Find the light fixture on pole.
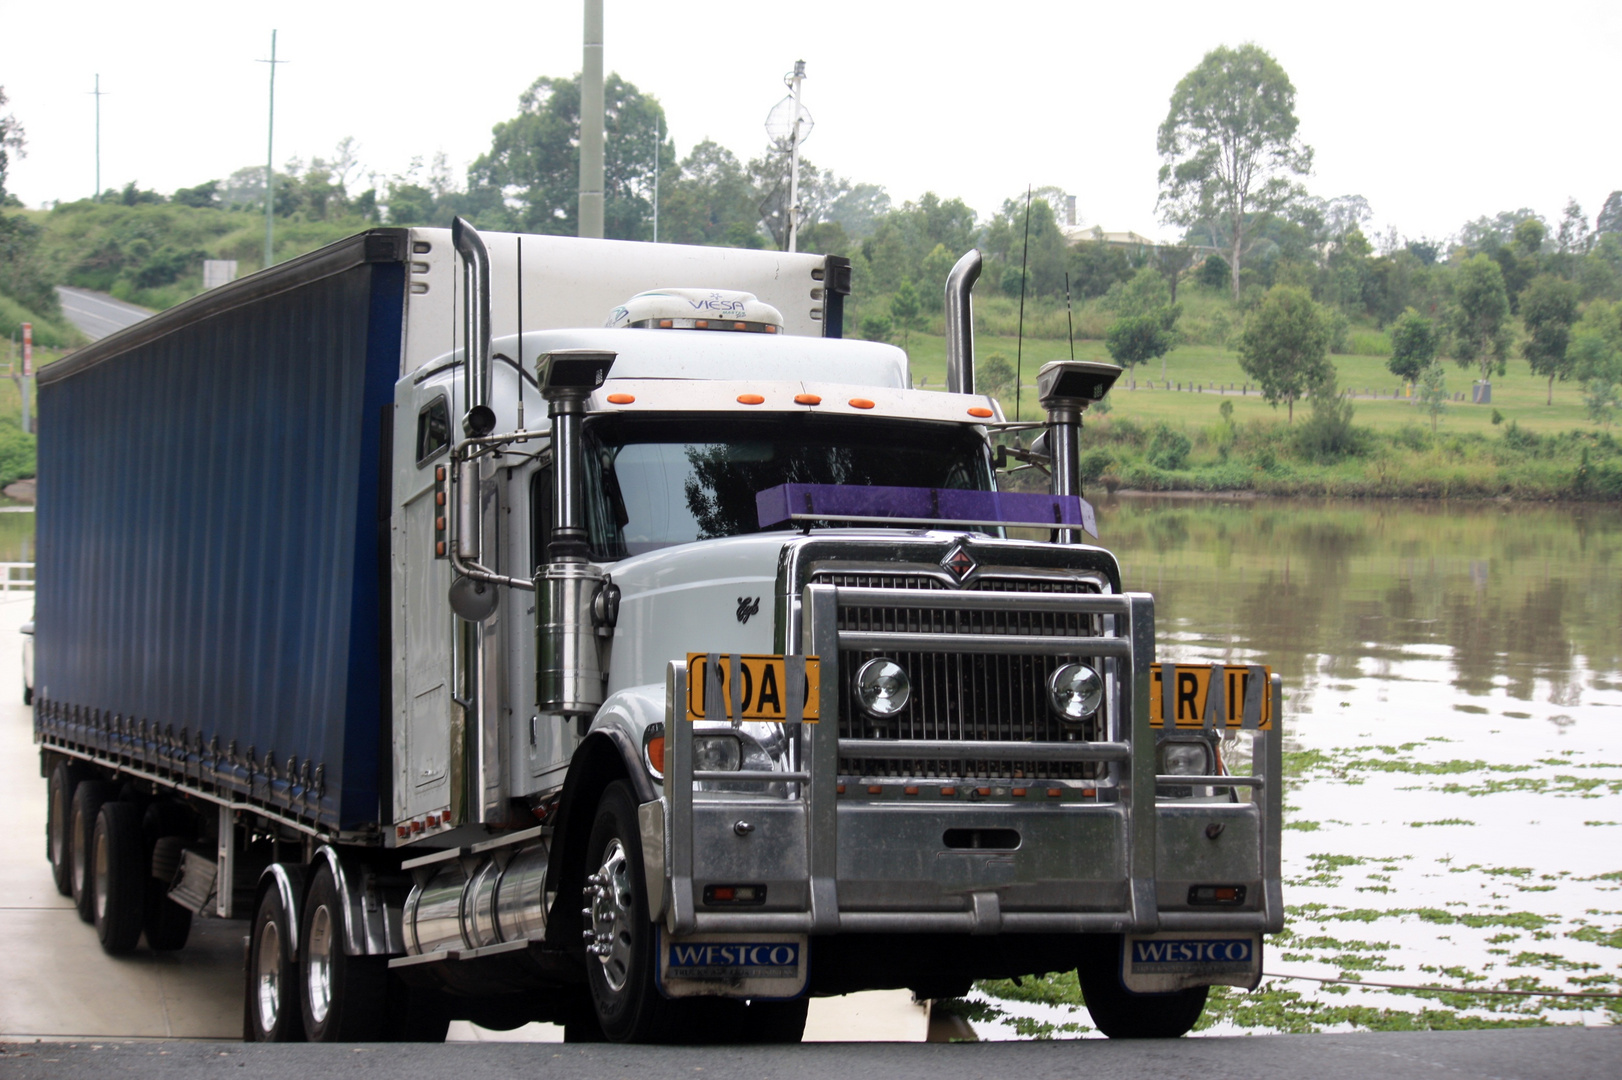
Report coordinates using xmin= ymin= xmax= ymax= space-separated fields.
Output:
xmin=764 ymin=61 xmax=812 ymax=253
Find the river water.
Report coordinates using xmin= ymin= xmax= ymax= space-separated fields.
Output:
xmin=969 ymin=496 xmax=1622 ymax=1036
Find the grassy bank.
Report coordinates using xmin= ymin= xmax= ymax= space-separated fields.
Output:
xmin=896 ymin=325 xmax=1621 ymax=501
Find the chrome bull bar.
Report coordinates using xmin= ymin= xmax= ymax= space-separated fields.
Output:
xmin=661 ymin=584 xmax=1283 ymax=936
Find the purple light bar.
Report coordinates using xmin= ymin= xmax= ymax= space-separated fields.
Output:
xmin=756 ymin=483 xmax=1085 ymax=530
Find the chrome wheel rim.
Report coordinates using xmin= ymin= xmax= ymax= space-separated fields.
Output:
xmin=92 ymin=824 xmax=110 ymax=922
xmin=255 ymin=918 xmax=283 ymax=1032
xmin=306 ymin=904 xmax=335 ymax=1024
xmin=587 ymin=839 xmax=635 ymax=992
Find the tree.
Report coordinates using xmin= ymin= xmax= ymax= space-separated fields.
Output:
xmin=1106 ymin=315 xmax=1176 ymax=374
xmin=1105 ymin=266 xmax=1182 ymax=377
xmin=1520 ymin=275 xmax=1579 ymax=404
xmin=1596 ymin=192 xmax=1622 ymax=237
xmin=1416 ymin=361 xmax=1449 ymax=434
xmin=1458 ymin=209 xmax=1544 ymax=251
xmin=1449 ymin=254 xmax=1512 ymax=385
xmin=172 ymin=180 xmax=221 ymax=209
xmin=1572 ymin=301 xmax=1622 ymax=427
xmin=1156 ymin=44 xmax=1313 ymax=300
xmin=858 ymin=313 xmax=892 ymax=343
xmin=469 ymin=72 xmax=669 ymax=239
xmin=0 ymin=86 xmax=25 ymax=203
xmin=657 ymin=140 xmax=763 ymax=247
xmin=1556 ymin=198 xmax=1591 ymax=256
xmin=1236 ymin=286 xmax=1333 ymax=422
xmin=978 ymin=353 xmax=1016 ymax=401
xmin=1386 ymin=309 xmax=1437 ymax=383
xmin=889 ymin=279 xmax=921 ymax=350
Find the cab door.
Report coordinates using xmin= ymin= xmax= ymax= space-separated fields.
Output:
xmin=392 ymin=382 xmax=455 ymax=824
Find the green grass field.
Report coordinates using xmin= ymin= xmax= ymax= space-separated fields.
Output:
xmin=901 ymin=332 xmax=1596 ymax=436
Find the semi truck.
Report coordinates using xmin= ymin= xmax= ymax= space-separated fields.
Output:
xmin=33 ymin=221 xmax=1282 ymax=1043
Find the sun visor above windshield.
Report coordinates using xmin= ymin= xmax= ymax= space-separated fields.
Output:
xmin=587 ymin=379 xmax=1004 ymax=424
xmin=497 ymin=328 xmax=909 ymax=388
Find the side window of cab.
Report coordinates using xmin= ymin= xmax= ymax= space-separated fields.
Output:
xmin=416 ymin=397 xmax=450 ymax=465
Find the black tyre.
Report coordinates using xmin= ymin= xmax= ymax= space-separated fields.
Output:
xmin=92 ymin=801 xmax=148 ymax=955
xmin=69 ymin=779 xmax=114 ymax=923
xmin=248 ymin=874 xmax=306 ymax=1042
xmin=47 ymin=760 xmax=87 ymax=897
xmin=583 ymin=780 xmax=691 ymax=1043
xmin=299 ymin=863 xmax=386 ymax=1042
xmin=1077 ymin=934 xmax=1209 ymax=1039
xmin=143 ymin=806 xmax=194 ymax=952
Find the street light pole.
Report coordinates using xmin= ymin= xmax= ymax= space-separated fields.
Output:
xmin=89 ymin=75 xmax=107 ymax=200
xmin=258 ymin=31 xmax=287 ymax=269
xmin=786 ymin=60 xmax=805 ymax=254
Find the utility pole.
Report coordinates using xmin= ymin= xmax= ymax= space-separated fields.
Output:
xmin=89 ymin=75 xmax=107 ymax=200
xmin=258 ymin=31 xmax=288 ymax=269
xmin=578 ymin=0 xmax=605 ymax=239
xmin=652 ymin=112 xmax=659 ymax=243
xmin=786 ymin=60 xmax=805 ymax=254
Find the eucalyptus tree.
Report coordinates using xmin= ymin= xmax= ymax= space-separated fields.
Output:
xmin=1156 ymin=44 xmax=1314 ymax=300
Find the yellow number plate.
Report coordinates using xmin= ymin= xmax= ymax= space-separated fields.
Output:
xmin=685 ymin=653 xmax=821 ymax=723
xmin=1149 ymin=664 xmax=1273 ymax=730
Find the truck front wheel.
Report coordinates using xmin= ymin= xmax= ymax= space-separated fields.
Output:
xmin=1077 ymin=935 xmax=1209 ymax=1039
xmin=583 ymin=780 xmax=683 ymax=1042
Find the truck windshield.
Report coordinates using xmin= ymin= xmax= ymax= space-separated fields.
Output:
xmin=582 ymin=415 xmax=996 ymax=559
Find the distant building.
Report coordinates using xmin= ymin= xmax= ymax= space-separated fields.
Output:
xmin=1062 ymin=225 xmax=1160 ymax=249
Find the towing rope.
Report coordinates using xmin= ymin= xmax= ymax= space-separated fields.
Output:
xmin=1264 ymin=971 xmax=1622 ymax=1001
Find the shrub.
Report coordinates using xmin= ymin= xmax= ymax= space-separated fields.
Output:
xmin=1146 ymin=424 xmax=1192 ymax=471
xmin=1078 ymin=447 xmax=1113 ymax=481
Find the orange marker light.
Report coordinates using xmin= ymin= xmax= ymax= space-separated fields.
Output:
xmin=737 ymin=393 xmax=766 ymax=405
xmin=976 ymin=787 xmax=992 ymax=797
xmin=836 ymin=783 xmax=847 ymax=794
xmin=607 ymin=393 xmax=636 ymax=404
xmin=766 ymin=325 xmax=779 ymax=333
xmin=1047 ymin=788 xmax=1063 ymax=798
xmin=849 ymin=398 xmax=876 ymax=410
xmin=696 ymin=319 xmax=710 ymax=329
xmin=646 ymin=735 xmax=665 ymax=776
xmin=904 ymin=786 xmax=919 ymax=796
xmin=1012 ymin=787 xmax=1028 ymax=797
xmin=967 ymin=406 xmax=995 ymax=418
xmin=940 ymin=786 xmax=957 ymax=797
xmin=794 ymin=393 xmax=822 ymax=405
xmin=867 ymin=785 xmax=882 ymax=795
xmin=659 ymin=319 xmax=673 ymax=329
xmin=734 ymin=322 xmax=747 ymax=330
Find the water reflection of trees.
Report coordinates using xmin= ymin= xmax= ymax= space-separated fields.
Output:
xmin=1104 ymin=498 xmax=1622 ymax=700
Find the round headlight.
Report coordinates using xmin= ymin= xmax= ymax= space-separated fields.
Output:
xmin=1047 ymin=663 xmax=1103 ymax=722
xmin=854 ymin=658 xmax=911 ymax=718
xmin=1159 ymin=741 xmax=1212 ymax=777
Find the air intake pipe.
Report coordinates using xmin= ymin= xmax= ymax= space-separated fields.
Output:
xmin=944 ymin=249 xmax=982 ymax=395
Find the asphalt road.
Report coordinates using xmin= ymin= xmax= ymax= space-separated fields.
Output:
xmin=54 ymin=287 xmax=152 ymax=341
xmin=3 ymin=1027 xmax=1620 ymax=1080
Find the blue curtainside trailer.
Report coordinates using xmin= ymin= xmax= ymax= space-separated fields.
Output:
xmin=35 ymin=232 xmax=406 ymax=833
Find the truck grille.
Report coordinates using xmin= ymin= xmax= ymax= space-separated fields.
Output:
xmin=815 ymin=570 xmax=1105 ymax=781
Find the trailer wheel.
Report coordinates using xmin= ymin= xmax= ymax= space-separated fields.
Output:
xmin=299 ymin=864 xmax=386 ymax=1042
xmin=143 ymin=808 xmax=194 ymax=952
xmin=1076 ymin=934 xmax=1209 ymax=1039
xmin=47 ymin=760 xmax=87 ymax=897
xmin=583 ymin=780 xmax=689 ymax=1043
xmin=249 ymin=880 xmax=305 ymax=1041
xmin=92 ymin=801 xmax=149 ymax=955
xmin=69 ymin=779 xmax=114 ymax=923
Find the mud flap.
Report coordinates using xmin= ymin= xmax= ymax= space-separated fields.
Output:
xmin=1121 ymin=932 xmax=1262 ymax=993
xmin=655 ymin=929 xmax=808 ymax=1000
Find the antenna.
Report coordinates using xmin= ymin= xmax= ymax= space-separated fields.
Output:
xmin=257 ymin=31 xmax=289 ymax=269
xmin=765 ymin=62 xmax=812 ymax=252
xmin=1064 ymin=270 xmax=1075 ymax=362
xmin=88 ymin=75 xmax=108 ymax=201
xmin=1015 ymin=184 xmax=1032 ymax=423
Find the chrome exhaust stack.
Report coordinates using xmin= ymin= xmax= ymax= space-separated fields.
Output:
xmin=944 ymin=249 xmax=982 ymax=395
xmin=536 ymin=350 xmax=618 ymax=718
xmin=1036 ymin=361 xmax=1123 ymax=544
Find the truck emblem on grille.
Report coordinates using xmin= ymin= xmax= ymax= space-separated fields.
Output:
xmin=941 ymin=545 xmax=977 ymax=582
xmin=736 ymin=596 xmax=761 ymax=624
